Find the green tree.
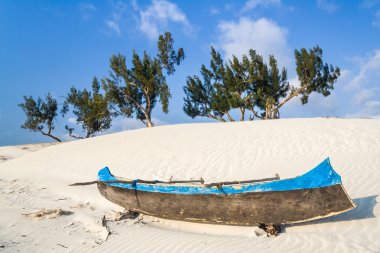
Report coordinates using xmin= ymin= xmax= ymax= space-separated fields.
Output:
xmin=263 ymin=46 xmax=340 ymax=119
xmin=184 ymin=45 xmax=339 ymax=121
xmin=62 ymin=77 xmax=113 ymax=139
xmin=103 ymin=32 xmax=185 ymax=127
xmin=18 ymin=93 xmax=62 ymax=142
xmin=253 ymin=54 xmax=289 ymax=119
xmin=184 ymin=47 xmax=288 ymax=121
xmin=183 ymin=47 xmax=231 ymax=122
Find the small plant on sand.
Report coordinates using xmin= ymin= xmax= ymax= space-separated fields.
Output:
xmin=62 ymin=77 xmax=114 ymax=139
xmin=183 ymin=46 xmax=340 ymax=121
xmin=103 ymin=32 xmax=185 ymax=127
xmin=18 ymin=93 xmax=62 ymax=142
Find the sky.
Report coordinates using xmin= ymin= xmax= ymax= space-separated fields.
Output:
xmin=1 ymin=0 xmax=380 ymax=146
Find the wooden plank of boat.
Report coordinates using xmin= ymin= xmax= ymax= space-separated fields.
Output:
xmin=96 ymin=158 xmax=356 ymax=226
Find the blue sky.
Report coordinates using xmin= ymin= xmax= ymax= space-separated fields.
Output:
xmin=1 ymin=0 xmax=380 ymax=146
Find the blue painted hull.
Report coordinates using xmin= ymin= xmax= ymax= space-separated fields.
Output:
xmin=98 ymin=158 xmax=342 ymax=195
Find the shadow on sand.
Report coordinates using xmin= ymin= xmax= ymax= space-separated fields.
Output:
xmin=284 ymin=195 xmax=378 ymax=229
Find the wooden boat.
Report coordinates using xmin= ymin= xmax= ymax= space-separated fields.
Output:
xmin=96 ymin=158 xmax=356 ymax=226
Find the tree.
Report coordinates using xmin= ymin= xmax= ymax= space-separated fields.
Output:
xmin=183 ymin=45 xmax=340 ymax=121
xmin=183 ymin=47 xmax=288 ymax=121
xmin=103 ymin=32 xmax=185 ymax=127
xmin=184 ymin=48 xmax=231 ymax=122
xmin=19 ymin=93 xmax=62 ymax=142
xmin=62 ymin=77 xmax=113 ymax=139
xmin=264 ymin=46 xmax=340 ymax=119
xmin=253 ymin=54 xmax=289 ymax=119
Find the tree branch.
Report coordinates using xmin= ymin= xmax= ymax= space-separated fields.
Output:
xmin=69 ymin=133 xmax=84 ymax=139
xmin=207 ymin=114 xmax=226 ymax=122
xmin=225 ymin=111 xmax=235 ymax=122
xmin=276 ymin=86 xmax=303 ymax=110
xmin=249 ymin=109 xmax=263 ymax=120
xmin=40 ymin=131 xmax=62 ymax=142
xmin=123 ymin=92 xmax=147 ymax=114
xmin=139 ymin=118 xmax=148 ymax=127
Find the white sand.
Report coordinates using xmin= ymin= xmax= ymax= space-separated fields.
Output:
xmin=0 ymin=118 xmax=379 ymax=252
xmin=0 ymin=143 xmax=58 ymax=164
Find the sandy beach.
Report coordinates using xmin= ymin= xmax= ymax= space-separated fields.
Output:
xmin=0 ymin=118 xmax=379 ymax=252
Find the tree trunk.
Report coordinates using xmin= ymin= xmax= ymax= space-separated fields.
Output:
xmin=239 ymin=108 xmax=245 ymax=121
xmin=264 ymin=98 xmax=280 ymax=120
xmin=145 ymin=113 xmax=154 ymax=128
xmin=146 ymin=120 xmax=154 ymax=128
xmin=265 ymin=107 xmax=279 ymax=119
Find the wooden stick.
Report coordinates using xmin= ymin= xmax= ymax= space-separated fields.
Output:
xmin=69 ymin=178 xmax=205 ymax=186
xmin=69 ymin=175 xmax=279 ymax=187
xmin=205 ymin=174 xmax=280 ymax=188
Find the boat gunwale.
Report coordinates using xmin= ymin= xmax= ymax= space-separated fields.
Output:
xmin=97 ymin=158 xmax=344 ymax=195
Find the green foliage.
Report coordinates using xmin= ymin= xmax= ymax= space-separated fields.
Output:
xmin=62 ymin=77 xmax=113 ymax=139
xmin=103 ymin=32 xmax=184 ymax=127
xmin=183 ymin=47 xmax=230 ymax=121
xmin=294 ymin=46 xmax=340 ymax=104
xmin=158 ymin=32 xmax=185 ymax=75
xmin=184 ymin=45 xmax=340 ymax=121
xmin=183 ymin=47 xmax=289 ymax=121
xmin=18 ymin=93 xmax=61 ymax=142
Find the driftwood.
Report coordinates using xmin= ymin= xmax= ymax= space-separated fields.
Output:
xmin=102 ymin=215 xmax=111 ymax=241
xmin=258 ymin=223 xmax=282 ymax=236
xmin=22 ymin=208 xmax=63 ymax=220
xmin=110 ymin=209 xmax=140 ymax=221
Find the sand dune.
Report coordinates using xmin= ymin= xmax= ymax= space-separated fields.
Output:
xmin=0 ymin=118 xmax=379 ymax=252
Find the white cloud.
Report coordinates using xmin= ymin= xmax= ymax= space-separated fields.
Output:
xmin=345 ymin=50 xmax=380 ymax=118
xmin=353 ymin=88 xmax=378 ymax=105
xmin=104 ymin=2 xmax=127 ymax=35
xmin=288 ymin=76 xmax=300 ymax=88
xmin=67 ymin=117 xmax=77 ymax=124
xmin=373 ymin=10 xmax=380 ymax=28
xmin=316 ymin=0 xmax=338 ymax=13
xmin=210 ymin=7 xmax=220 ymax=15
xmin=79 ymin=3 xmax=96 ymax=11
xmin=339 ymin=69 xmax=350 ymax=79
xmin=105 ymin=20 xmax=121 ymax=35
xmin=138 ymin=0 xmax=192 ymax=39
xmin=243 ymin=0 xmax=281 ymax=11
xmin=131 ymin=0 xmax=139 ymax=11
xmin=281 ymin=89 xmax=339 ymax=118
xmin=346 ymin=100 xmax=380 ymax=118
xmin=107 ymin=117 xmax=168 ymax=133
xmin=366 ymin=100 xmax=380 ymax=108
xmin=79 ymin=3 xmax=96 ymax=21
xmin=216 ymin=17 xmax=291 ymax=67
xmin=348 ymin=50 xmax=380 ymax=89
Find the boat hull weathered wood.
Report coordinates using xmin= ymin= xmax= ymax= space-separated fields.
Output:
xmin=97 ymin=183 xmax=354 ymax=225
xmin=97 ymin=158 xmax=356 ymax=225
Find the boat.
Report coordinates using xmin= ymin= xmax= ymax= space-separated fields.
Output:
xmin=96 ymin=158 xmax=356 ymax=226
